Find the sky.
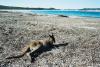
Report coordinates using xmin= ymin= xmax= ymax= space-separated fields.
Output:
xmin=0 ymin=0 xmax=100 ymax=9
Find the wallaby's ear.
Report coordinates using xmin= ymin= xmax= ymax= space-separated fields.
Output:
xmin=49 ymin=33 xmax=55 ymax=43
xmin=51 ymin=33 xmax=54 ymax=37
xmin=49 ymin=33 xmax=54 ymax=37
xmin=49 ymin=33 xmax=52 ymax=36
xmin=49 ymin=34 xmax=52 ymax=37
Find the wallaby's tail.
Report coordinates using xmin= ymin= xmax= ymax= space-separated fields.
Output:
xmin=6 ymin=53 xmax=25 ymax=59
xmin=6 ymin=47 xmax=30 ymax=59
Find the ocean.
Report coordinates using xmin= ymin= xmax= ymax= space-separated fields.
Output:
xmin=31 ymin=10 xmax=100 ymax=18
xmin=1 ymin=10 xmax=100 ymax=18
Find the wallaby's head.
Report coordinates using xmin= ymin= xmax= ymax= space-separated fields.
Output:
xmin=49 ymin=33 xmax=55 ymax=43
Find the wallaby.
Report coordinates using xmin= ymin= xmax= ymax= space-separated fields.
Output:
xmin=6 ymin=34 xmax=55 ymax=61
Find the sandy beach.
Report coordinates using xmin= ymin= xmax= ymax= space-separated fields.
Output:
xmin=0 ymin=11 xmax=100 ymax=67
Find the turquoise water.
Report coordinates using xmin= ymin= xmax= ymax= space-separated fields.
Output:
xmin=1 ymin=10 xmax=100 ymax=18
xmin=31 ymin=10 xmax=100 ymax=18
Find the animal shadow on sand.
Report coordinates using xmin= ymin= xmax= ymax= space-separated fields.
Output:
xmin=30 ymin=43 xmax=68 ymax=62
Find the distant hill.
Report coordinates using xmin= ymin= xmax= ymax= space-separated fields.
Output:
xmin=0 ymin=5 xmax=56 ymax=10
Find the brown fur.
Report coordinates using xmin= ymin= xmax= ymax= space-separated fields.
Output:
xmin=6 ymin=34 xmax=55 ymax=60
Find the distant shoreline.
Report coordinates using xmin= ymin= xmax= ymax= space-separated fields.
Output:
xmin=0 ymin=5 xmax=59 ymax=10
